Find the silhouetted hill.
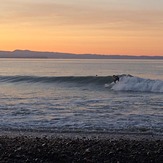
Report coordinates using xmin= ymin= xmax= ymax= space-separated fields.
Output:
xmin=0 ymin=50 xmax=162 ymax=59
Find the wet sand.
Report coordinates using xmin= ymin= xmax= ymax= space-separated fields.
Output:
xmin=0 ymin=131 xmax=162 ymax=163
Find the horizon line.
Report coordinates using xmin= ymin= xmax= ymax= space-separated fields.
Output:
xmin=0 ymin=49 xmax=163 ymax=57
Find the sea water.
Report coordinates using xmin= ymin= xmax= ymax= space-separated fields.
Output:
xmin=0 ymin=59 xmax=162 ymax=135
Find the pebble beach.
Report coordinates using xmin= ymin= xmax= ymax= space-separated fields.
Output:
xmin=0 ymin=132 xmax=162 ymax=163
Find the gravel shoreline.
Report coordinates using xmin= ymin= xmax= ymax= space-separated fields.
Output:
xmin=0 ymin=132 xmax=162 ymax=163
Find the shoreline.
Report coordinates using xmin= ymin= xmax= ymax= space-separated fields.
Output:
xmin=0 ymin=131 xmax=162 ymax=162
xmin=0 ymin=129 xmax=162 ymax=140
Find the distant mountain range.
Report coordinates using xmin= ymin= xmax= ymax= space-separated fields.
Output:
xmin=0 ymin=50 xmax=163 ymax=59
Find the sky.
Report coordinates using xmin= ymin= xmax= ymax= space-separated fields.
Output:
xmin=0 ymin=0 xmax=163 ymax=56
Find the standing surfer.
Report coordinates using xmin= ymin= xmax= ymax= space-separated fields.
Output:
xmin=113 ymin=75 xmax=119 ymax=83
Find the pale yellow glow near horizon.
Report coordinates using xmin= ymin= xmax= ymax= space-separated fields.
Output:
xmin=0 ymin=0 xmax=163 ymax=56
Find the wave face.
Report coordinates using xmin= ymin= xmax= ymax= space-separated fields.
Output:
xmin=111 ymin=76 xmax=163 ymax=93
xmin=0 ymin=75 xmax=113 ymax=85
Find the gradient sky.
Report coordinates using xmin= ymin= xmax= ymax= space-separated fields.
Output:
xmin=0 ymin=0 xmax=163 ymax=56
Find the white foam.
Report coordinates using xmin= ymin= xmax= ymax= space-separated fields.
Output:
xmin=111 ymin=76 xmax=163 ymax=93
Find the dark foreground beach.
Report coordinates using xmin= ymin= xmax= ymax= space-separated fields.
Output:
xmin=0 ymin=131 xmax=162 ymax=163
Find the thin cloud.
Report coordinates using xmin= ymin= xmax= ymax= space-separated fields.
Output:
xmin=1 ymin=0 xmax=163 ymax=30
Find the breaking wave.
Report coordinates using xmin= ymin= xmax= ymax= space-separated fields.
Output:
xmin=111 ymin=76 xmax=163 ymax=93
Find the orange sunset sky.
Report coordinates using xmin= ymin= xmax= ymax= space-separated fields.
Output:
xmin=0 ymin=0 xmax=163 ymax=56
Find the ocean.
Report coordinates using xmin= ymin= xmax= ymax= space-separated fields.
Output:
xmin=0 ymin=59 xmax=163 ymax=135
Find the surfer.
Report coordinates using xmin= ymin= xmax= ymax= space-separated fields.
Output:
xmin=113 ymin=75 xmax=119 ymax=83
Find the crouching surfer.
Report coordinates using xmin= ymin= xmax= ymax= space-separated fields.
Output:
xmin=113 ymin=75 xmax=119 ymax=83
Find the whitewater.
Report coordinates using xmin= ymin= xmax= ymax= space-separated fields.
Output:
xmin=0 ymin=59 xmax=162 ymax=135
